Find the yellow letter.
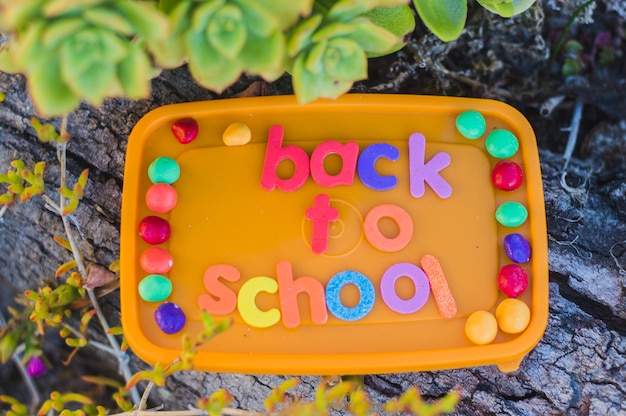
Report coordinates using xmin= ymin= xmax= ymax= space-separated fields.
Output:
xmin=237 ymin=276 xmax=280 ymax=328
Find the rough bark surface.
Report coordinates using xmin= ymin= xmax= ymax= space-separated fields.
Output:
xmin=1 ymin=3 xmax=625 ymax=415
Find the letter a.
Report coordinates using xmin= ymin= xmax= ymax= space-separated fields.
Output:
xmin=408 ymin=133 xmax=452 ymax=199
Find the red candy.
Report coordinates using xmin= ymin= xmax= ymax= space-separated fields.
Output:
xmin=171 ymin=117 xmax=198 ymax=144
xmin=491 ymin=160 xmax=523 ymax=191
xmin=146 ymin=183 xmax=177 ymax=213
xmin=498 ymin=264 xmax=528 ymax=298
xmin=140 ymin=247 xmax=174 ymax=273
xmin=138 ymin=216 xmax=171 ymax=245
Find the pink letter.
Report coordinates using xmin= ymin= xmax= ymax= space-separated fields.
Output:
xmin=306 ymin=194 xmax=339 ymax=254
xmin=310 ymin=141 xmax=359 ymax=187
xmin=260 ymin=125 xmax=310 ymax=192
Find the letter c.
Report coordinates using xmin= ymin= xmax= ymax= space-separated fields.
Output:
xmin=237 ymin=276 xmax=281 ymax=328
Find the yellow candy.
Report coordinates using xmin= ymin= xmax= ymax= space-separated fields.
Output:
xmin=465 ymin=311 xmax=498 ymax=345
xmin=496 ymin=298 xmax=530 ymax=334
xmin=223 ymin=122 xmax=251 ymax=146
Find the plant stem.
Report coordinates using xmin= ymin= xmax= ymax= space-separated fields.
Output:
xmin=56 ymin=117 xmax=140 ymax=403
xmin=548 ymin=0 xmax=596 ymax=70
xmin=109 ymin=407 xmax=264 ymax=416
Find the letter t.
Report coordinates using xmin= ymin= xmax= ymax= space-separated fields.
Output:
xmin=305 ymin=194 xmax=339 ymax=254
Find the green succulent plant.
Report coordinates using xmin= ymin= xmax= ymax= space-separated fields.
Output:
xmin=287 ymin=0 xmax=404 ymax=103
xmin=0 ymin=0 xmax=168 ymax=116
xmin=151 ymin=0 xmax=314 ymax=93
xmin=413 ymin=0 xmax=537 ymax=42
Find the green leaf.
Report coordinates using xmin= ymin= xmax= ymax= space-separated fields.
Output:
xmin=324 ymin=38 xmax=367 ymax=81
xmin=191 ymin=0 xmax=225 ymax=32
xmin=43 ymin=0 xmax=104 ymax=18
xmin=1 ymin=2 xmax=42 ymax=30
xmin=115 ymin=1 xmax=169 ymax=41
xmin=63 ymin=61 xmax=116 ymax=105
xmin=207 ymin=4 xmax=247 ymax=59
xmin=292 ymin=53 xmax=353 ymax=103
xmin=362 ymin=4 xmax=415 ymax=56
xmin=286 ymin=13 xmax=323 ymax=56
xmin=251 ymin=0 xmax=314 ymax=30
xmin=311 ymin=21 xmax=354 ymax=42
xmin=0 ymin=330 xmax=22 ymax=364
xmin=185 ymin=31 xmax=224 ymax=78
xmin=237 ymin=1 xmax=278 ymax=38
xmin=239 ymin=31 xmax=285 ymax=78
xmin=42 ymin=18 xmax=87 ymax=49
xmin=346 ymin=17 xmax=399 ymax=55
xmin=413 ymin=0 xmax=467 ymax=42
xmin=476 ymin=0 xmax=536 ymax=18
xmin=118 ymin=44 xmax=151 ymax=99
xmin=304 ymin=40 xmax=327 ymax=74
xmin=82 ymin=7 xmax=135 ymax=36
xmin=28 ymin=60 xmax=81 ymax=117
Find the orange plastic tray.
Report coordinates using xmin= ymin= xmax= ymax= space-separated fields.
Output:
xmin=121 ymin=94 xmax=548 ymax=374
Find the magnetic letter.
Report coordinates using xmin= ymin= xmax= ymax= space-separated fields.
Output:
xmin=237 ymin=276 xmax=281 ymax=328
xmin=363 ymin=204 xmax=413 ymax=252
xmin=260 ymin=125 xmax=310 ymax=192
xmin=325 ymin=270 xmax=375 ymax=321
xmin=198 ymin=264 xmax=240 ymax=315
xmin=357 ymin=143 xmax=399 ymax=191
xmin=408 ymin=133 xmax=452 ymax=198
xmin=420 ymin=254 xmax=457 ymax=319
xmin=276 ymin=261 xmax=328 ymax=328
xmin=310 ymin=141 xmax=359 ymax=187
xmin=306 ymin=194 xmax=339 ymax=254
xmin=380 ymin=263 xmax=430 ymax=314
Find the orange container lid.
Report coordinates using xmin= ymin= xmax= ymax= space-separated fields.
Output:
xmin=121 ymin=94 xmax=548 ymax=374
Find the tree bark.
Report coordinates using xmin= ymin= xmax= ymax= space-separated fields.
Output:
xmin=1 ymin=5 xmax=625 ymax=414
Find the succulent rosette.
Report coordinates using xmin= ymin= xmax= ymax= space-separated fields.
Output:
xmin=287 ymin=0 xmax=403 ymax=103
xmin=0 ymin=0 xmax=168 ymax=116
xmin=152 ymin=0 xmax=313 ymax=93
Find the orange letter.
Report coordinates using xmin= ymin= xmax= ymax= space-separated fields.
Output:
xmin=277 ymin=261 xmax=328 ymax=328
xmin=198 ymin=264 xmax=239 ymax=315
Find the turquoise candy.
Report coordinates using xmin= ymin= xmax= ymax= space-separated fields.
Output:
xmin=148 ymin=157 xmax=180 ymax=184
xmin=456 ymin=110 xmax=486 ymax=139
xmin=486 ymin=129 xmax=519 ymax=158
xmin=138 ymin=274 xmax=172 ymax=302
xmin=495 ymin=202 xmax=528 ymax=227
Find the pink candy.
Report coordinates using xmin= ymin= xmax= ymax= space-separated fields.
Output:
xmin=491 ymin=161 xmax=523 ymax=191
xmin=138 ymin=216 xmax=171 ymax=245
xmin=146 ymin=183 xmax=178 ymax=213
xmin=140 ymin=247 xmax=173 ymax=273
xmin=498 ymin=264 xmax=528 ymax=298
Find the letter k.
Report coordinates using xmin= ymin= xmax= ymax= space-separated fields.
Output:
xmin=408 ymin=133 xmax=452 ymax=199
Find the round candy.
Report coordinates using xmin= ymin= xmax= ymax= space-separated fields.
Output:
xmin=140 ymin=247 xmax=173 ymax=273
xmin=148 ymin=157 xmax=180 ymax=184
xmin=485 ymin=129 xmax=519 ymax=158
xmin=146 ymin=183 xmax=178 ymax=213
xmin=465 ymin=311 xmax=498 ymax=345
xmin=223 ymin=122 xmax=251 ymax=146
xmin=138 ymin=274 xmax=172 ymax=302
xmin=456 ymin=110 xmax=486 ymax=139
xmin=138 ymin=216 xmax=171 ymax=245
xmin=495 ymin=201 xmax=528 ymax=227
xmin=498 ymin=264 xmax=529 ymax=297
xmin=496 ymin=298 xmax=530 ymax=334
xmin=503 ymin=233 xmax=531 ymax=263
xmin=171 ymin=117 xmax=199 ymax=144
xmin=491 ymin=160 xmax=523 ymax=191
xmin=155 ymin=302 xmax=186 ymax=334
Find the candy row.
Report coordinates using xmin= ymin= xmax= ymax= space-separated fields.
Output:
xmin=456 ymin=110 xmax=532 ymax=345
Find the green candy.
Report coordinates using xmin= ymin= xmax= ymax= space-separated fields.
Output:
xmin=486 ymin=129 xmax=519 ymax=158
xmin=138 ymin=274 xmax=173 ymax=302
xmin=148 ymin=157 xmax=180 ymax=184
xmin=495 ymin=202 xmax=528 ymax=227
xmin=456 ymin=110 xmax=486 ymax=139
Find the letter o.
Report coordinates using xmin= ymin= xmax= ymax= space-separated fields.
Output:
xmin=380 ymin=263 xmax=430 ymax=314
xmin=325 ymin=270 xmax=375 ymax=321
xmin=363 ymin=204 xmax=413 ymax=252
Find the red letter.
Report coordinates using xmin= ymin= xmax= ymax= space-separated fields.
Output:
xmin=310 ymin=141 xmax=359 ymax=187
xmin=260 ymin=125 xmax=310 ymax=192
xmin=198 ymin=264 xmax=240 ymax=315
xmin=306 ymin=194 xmax=339 ymax=254
xmin=277 ymin=261 xmax=328 ymax=328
